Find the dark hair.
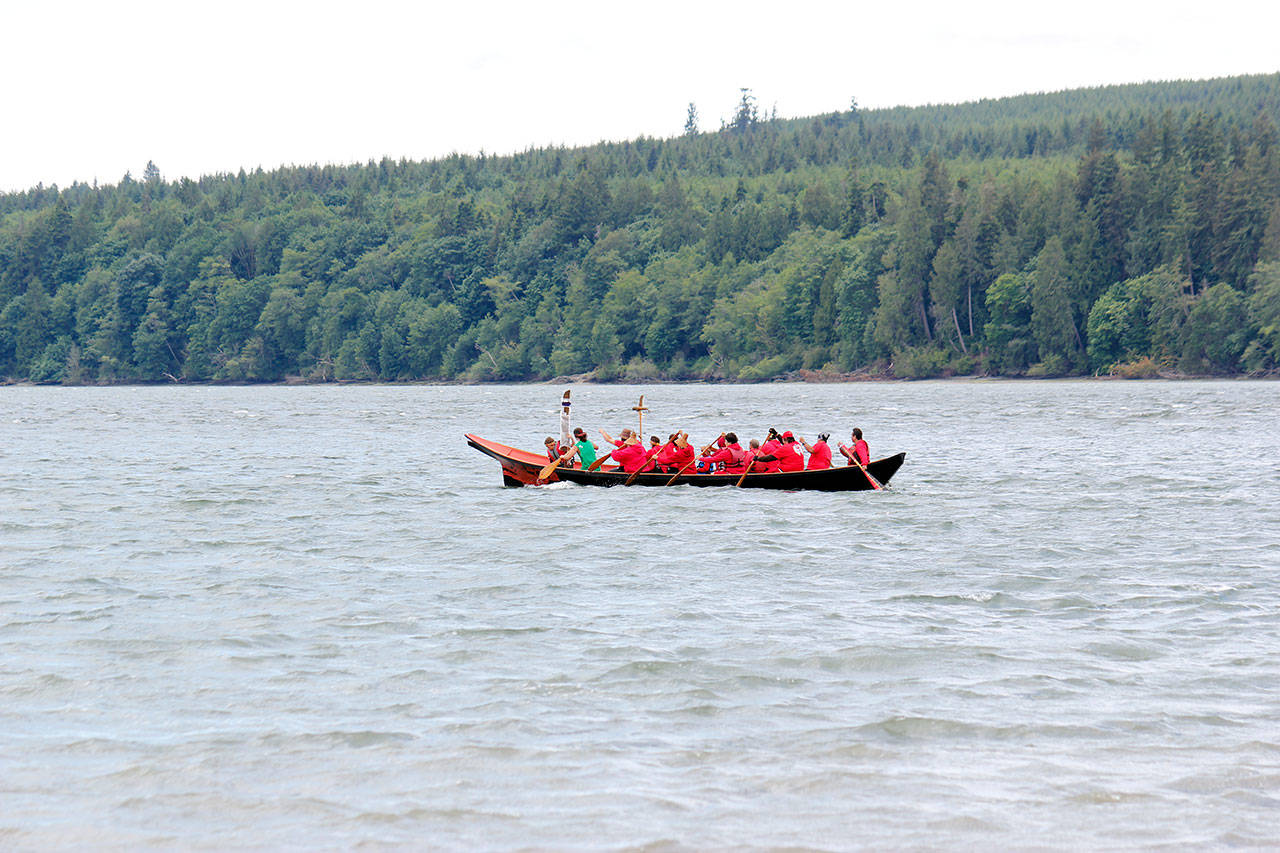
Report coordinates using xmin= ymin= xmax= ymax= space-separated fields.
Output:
xmin=573 ymin=427 xmax=586 ymax=437
xmin=725 ymin=432 xmax=738 ymax=443
xmin=544 ymin=436 xmax=556 ymax=444
xmin=851 ymin=428 xmax=863 ymax=440
xmin=650 ymin=435 xmax=660 ymax=444
xmin=818 ymin=433 xmax=830 ymax=442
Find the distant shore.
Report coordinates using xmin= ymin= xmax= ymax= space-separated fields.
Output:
xmin=3 ymin=370 xmax=1275 ymax=388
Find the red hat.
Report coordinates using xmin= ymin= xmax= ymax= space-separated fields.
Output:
xmin=781 ymin=430 xmax=794 ymax=439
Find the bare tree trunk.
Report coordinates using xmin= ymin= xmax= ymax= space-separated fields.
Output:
xmin=952 ymin=306 xmax=968 ymax=354
xmin=967 ymin=284 xmax=974 ymax=337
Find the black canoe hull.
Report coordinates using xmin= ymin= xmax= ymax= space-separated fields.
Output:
xmin=466 ymin=434 xmax=904 ymax=491
xmin=552 ymin=454 xmax=905 ymax=490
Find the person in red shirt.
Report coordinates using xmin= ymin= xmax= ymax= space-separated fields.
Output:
xmin=752 ymin=429 xmax=784 ymax=473
xmin=654 ymin=432 xmax=694 ymax=473
xmin=604 ymin=428 xmax=635 ymax=449
xmin=838 ymin=428 xmax=870 ymax=467
xmin=605 ymin=433 xmax=653 ymax=474
xmin=775 ymin=431 xmax=805 ymax=472
xmin=799 ymin=433 xmax=833 ymax=470
xmin=700 ymin=432 xmax=748 ymax=474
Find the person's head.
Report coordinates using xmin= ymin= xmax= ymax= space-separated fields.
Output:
xmin=749 ymin=438 xmax=760 ymax=449
xmin=725 ymin=432 xmax=738 ymax=444
xmin=573 ymin=427 xmax=587 ymax=441
xmin=851 ymin=428 xmax=863 ymax=441
xmin=544 ymin=436 xmax=556 ymax=447
xmin=818 ymin=433 xmax=830 ymax=443
xmin=621 ymin=428 xmax=633 ymax=440
xmin=650 ymin=435 xmax=660 ymax=446
xmin=782 ymin=430 xmax=795 ymax=443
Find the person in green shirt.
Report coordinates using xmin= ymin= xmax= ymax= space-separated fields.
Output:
xmin=571 ymin=426 xmax=599 ymax=468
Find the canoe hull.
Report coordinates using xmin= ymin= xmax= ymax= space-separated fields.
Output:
xmin=466 ymin=434 xmax=904 ymax=491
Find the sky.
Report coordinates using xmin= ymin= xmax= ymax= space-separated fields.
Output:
xmin=4 ymin=0 xmax=1279 ymax=193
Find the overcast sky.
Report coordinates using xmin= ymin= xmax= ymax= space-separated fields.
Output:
xmin=4 ymin=0 xmax=1279 ymax=193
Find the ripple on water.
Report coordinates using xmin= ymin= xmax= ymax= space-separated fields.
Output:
xmin=2 ymin=382 xmax=1279 ymax=848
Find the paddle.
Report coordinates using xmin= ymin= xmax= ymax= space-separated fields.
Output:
xmin=734 ymin=458 xmax=756 ymax=487
xmin=664 ymin=434 xmax=722 ymax=486
xmin=839 ymin=443 xmax=882 ymax=490
xmin=537 ymin=449 xmax=573 ymax=481
xmin=586 ymin=450 xmax=615 ymax=472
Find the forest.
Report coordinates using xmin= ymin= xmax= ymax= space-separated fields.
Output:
xmin=2 ymin=74 xmax=1280 ymax=384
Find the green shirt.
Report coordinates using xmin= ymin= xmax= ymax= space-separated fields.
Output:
xmin=575 ymin=439 xmax=597 ymax=467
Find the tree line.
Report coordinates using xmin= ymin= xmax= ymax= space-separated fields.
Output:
xmin=2 ymin=73 xmax=1280 ymax=384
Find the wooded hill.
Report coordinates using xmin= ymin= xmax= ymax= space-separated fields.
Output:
xmin=3 ymin=73 xmax=1280 ymax=383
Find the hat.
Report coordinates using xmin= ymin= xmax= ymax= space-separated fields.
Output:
xmin=781 ymin=430 xmax=794 ymax=440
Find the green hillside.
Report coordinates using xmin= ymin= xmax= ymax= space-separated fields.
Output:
xmin=3 ymin=73 xmax=1280 ymax=383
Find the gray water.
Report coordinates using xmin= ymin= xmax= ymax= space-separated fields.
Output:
xmin=2 ymin=381 xmax=1278 ymax=850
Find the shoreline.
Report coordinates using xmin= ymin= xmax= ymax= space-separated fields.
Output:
xmin=2 ymin=371 xmax=1276 ymax=389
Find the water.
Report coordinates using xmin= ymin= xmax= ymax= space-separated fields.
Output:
xmin=2 ymin=381 xmax=1278 ymax=849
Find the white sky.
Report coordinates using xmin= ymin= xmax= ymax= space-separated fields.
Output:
xmin=4 ymin=0 xmax=1279 ymax=193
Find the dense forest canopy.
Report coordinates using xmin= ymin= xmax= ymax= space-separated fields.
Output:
xmin=3 ymin=74 xmax=1280 ymax=384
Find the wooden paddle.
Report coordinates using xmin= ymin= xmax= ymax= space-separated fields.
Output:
xmin=664 ymin=434 xmax=722 ymax=486
xmin=537 ymin=448 xmax=574 ymax=481
xmin=840 ymin=444 xmax=882 ymax=490
xmin=734 ymin=458 xmax=756 ymax=487
xmin=586 ymin=450 xmax=614 ymax=472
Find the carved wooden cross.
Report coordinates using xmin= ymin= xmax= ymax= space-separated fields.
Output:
xmin=633 ymin=395 xmax=649 ymax=437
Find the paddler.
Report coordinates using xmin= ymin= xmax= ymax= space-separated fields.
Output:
xmin=798 ymin=433 xmax=833 ymax=470
xmin=838 ymin=428 xmax=870 ymax=467
xmin=654 ymin=432 xmax=694 ymax=473
xmin=775 ymin=431 xmax=805 ymax=472
xmin=700 ymin=432 xmax=748 ymax=474
xmin=751 ymin=429 xmax=784 ymax=473
xmin=570 ymin=426 xmax=598 ymax=468
xmin=602 ymin=430 xmax=652 ymax=474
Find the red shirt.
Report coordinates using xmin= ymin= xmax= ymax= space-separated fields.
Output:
xmin=843 ymin=440 xmax=870 ymax=466
xmin=702 ymin=442 xmax=747 ymax=472
xmin=806 ymin=440 xmax=832 ymax=470
xmin=660 ymin=442 xmax=695 ymax=470
xmin=776 ymin=440 xmax=805 ymax=472
xmin=612 ymin=442 xmax=651 ymax=473
xmin=756 ymin=439 xmax=783 ymax=473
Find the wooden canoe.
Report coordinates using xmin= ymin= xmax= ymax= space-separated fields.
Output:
xmin=466 ymin=434 xmax=904 ymax=491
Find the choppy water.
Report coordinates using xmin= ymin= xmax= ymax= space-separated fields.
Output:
xmin=2 ymin=380 xmax=1279 ymax=850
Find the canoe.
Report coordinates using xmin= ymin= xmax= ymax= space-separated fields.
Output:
xmin=466 ymin=433 xmax=905 ymax=491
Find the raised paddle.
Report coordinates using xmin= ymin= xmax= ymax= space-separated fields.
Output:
xmin=664 ymin=434 xmax=723 ymax=486
xmin=840 ymin=444 xmax=882 ymax=490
